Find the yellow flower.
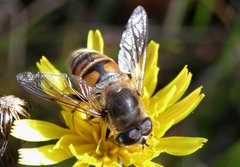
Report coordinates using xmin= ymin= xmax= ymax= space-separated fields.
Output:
xmin=11 ymin=30 xmax=207 ymax=167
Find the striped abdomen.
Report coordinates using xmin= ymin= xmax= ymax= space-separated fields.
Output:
xmin=70 ymin=49 xmax=121 ymax=88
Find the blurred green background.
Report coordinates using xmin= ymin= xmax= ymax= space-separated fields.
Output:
xmin=0 ymin=0 xmax=240 ymax=166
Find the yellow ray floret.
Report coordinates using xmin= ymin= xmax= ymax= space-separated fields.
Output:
xmin=18 ymin=145 xmax=72 ymax=165
xmin=87 ymin=29 xmax=104 ymax=53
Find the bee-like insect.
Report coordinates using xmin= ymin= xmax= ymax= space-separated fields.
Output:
xmin=16 ymin=6 xmax=152 ymax=146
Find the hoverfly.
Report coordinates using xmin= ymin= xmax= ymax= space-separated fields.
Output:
xmin=17 ymin=6 xmax=152 ymax=146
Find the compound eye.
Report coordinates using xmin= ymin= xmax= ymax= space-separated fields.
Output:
xmin=116 ymin=128 xmax=141 ymax=145
xmin=140 ymin=118 xmax=152 ymax=136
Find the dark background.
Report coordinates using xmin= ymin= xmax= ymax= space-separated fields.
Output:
xmin=0 ymin=0 xmax=240 ymax=166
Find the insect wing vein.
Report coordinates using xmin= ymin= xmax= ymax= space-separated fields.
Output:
xmin=118 ymin=6 xmax=148 ymax=94
xmin=16 ymin=72 xmax=101 ymax=117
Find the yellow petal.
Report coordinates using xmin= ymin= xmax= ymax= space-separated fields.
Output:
xmin=157 ymin=137 xmax=207 ymax=156
xmin=156 ymin=87 xmax=205 ymax=125
xmin=18 ymin=145 xmax=72 ymax=165
xmin=150 ymin=86 xmax=176 ymax=117
xmin=145 ymin=41 xmax=159 ymax=73
xmin=169 ymin=70 xmax=192 ymax=106
xmin=69 ymin=143 xmax=97 ymax=158
xmin=142 ymin=87 xmax=151 ymax=108
xmin=61 ymin=111 xmax=95 ymax=142
xmin=73 ymin=160 xmax=89 ymax=167
xmin=105 ymin=159 xmax=121 ymax=167
xmin=87 ymin=29 xmax=104 ymax=54
xmin=144 ymin=41 xmax=160 ymax=96
xmin=36 ymin=56 xmax=60 ymax=74
xmin=141 ymin=161 xmax=164 ymax=167
xmin=154 ymin=66 xmax=192 ymax=107
xmin=110 ymin=161 xmax=122 ymax=167
xmin=73 ymin=112 xmax=94 ymax=134
xmin=152 ymin=119 xmax=175 ymax=138
xmin=11 ymin=119 xmax=72 ymax=141
xmin=73 ymin=154 xmax=102 ymax=167
xmin=98 ymin=156 xmax=121 ymax=167
xmin=61 ymin=110 xmax=76 ymax=130
xmin=118 ymin=149 xmax=134 ymax=166
xmin=132 ymin=150 xmax=159 ymax=165
xmin=54 ymin=134 xmax=88 ymax=150
xmin=74 ymin=158 xmax=121 ymax=167
xmin=36 ymin=56 xmax=72 ymax=94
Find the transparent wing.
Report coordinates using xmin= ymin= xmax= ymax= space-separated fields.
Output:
xmin=118 ymin=6 xmax=148 ymax=95
xmin=16 ymin=72 xmax=101 ymax=117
